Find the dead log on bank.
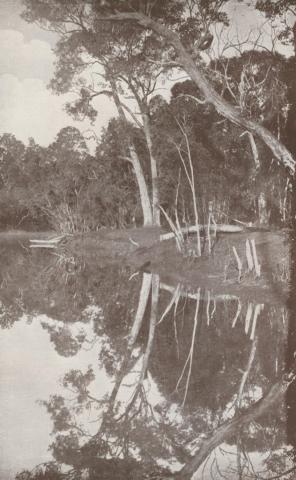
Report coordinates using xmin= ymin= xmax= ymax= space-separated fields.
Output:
xmin=160 ymin=224 xmax=243 ymax=242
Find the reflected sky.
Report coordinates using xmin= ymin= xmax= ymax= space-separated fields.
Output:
xmin=0 ymin=315 xmax=110 ymax=479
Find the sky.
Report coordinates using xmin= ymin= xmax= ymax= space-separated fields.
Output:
xmin=0 ymin=0 xmax=117 ymax=148
xmin=0 ymin=0 xmax=293 ymax=148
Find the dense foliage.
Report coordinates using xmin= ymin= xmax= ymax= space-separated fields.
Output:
xmin=0 ymin=58 xmax=293 ymax=232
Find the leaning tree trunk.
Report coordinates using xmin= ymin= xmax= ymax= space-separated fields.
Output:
xmin=128 ymin=143 xmax=153 ymax=226
xmin=109 ymin=77 xmax=153 ymax=226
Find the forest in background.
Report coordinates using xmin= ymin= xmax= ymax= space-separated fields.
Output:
xmin=1 ymin=0 xmax=296 ymax=235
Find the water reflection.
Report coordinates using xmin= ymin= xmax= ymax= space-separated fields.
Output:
xmin=0 ymin=240 xmax=295 ymax=479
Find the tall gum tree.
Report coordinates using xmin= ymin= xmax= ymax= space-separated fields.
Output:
xmin=71 ymin=31 xmax=165 ymax=225
xmin=106 ymin=33 xmax=166 ymax=226
xmin=107 ymin=74 xmax=154 ymax=225
xmin=82 ymin=26 xmax=168 ymax=226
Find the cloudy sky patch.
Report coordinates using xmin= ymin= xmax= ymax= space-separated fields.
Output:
xmin=0 ymin=29 xmax=54 ymax=81
xmin=0 ymin=1 xmax=116 ymax=148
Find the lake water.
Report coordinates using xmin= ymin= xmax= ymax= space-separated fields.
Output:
xmin=0 ymin=233 xmax=295 ymax=480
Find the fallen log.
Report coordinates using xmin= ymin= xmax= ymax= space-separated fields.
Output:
xmin=30 ymin=235 xmax=66 ymax=244
xmin=30 ymin=244 xmax=57 ymax=249
xmin=160 ymin=224 xmax=243 ymax=242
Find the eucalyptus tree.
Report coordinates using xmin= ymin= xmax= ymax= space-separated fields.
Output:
xmin=63 ymin=25 xmax=169 ymax=225
xmin=101 ymin=33 xmax=167 ymax=225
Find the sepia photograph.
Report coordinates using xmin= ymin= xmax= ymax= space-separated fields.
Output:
xmin=1 ymin=1 xmax=296 ymax=479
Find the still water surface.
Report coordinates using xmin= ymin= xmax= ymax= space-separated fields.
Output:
xmin=0 ymin=234 xmax=295 ymax=480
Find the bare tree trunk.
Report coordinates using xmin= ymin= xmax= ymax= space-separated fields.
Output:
xmin=142 ymin=112 xmax=160 ymax=225
xmin=179 ymin=55 xmax=294 ymax=173
xmin=126 ymin=79 xmax=160 ymax=226
xmin=179 ymin=51 xmax=295 ymax=173
xmin=109 ymin=77 xmax=153 ymax=226
xmin=128 ymin=143 xmax=153 ymax=225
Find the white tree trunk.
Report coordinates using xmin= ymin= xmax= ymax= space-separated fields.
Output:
xmin=129 ymin=144 xmax=153 ymax=225
xmin=142 ymin=113 xmax=160 ymax=226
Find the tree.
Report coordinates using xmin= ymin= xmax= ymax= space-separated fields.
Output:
xmin=63 ymin=30 xmax=165 ymax=225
